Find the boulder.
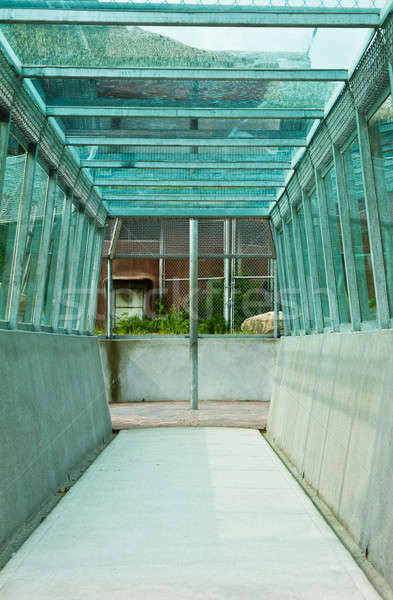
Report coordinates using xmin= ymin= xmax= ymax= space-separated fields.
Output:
xmin=241 ymin=311 xmax=284 ymax=335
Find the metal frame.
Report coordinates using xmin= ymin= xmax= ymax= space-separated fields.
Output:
xmin=290 ymin=201 xmax=311 ymax=334
xmin=0 ymin=6 xmax=381 ymax=27
xmin=23 ymin=66 xmax=348 ymax=81
xmin=50 ymin=107 xmax=324 ymax=120
xmin=86 ymin=227 xmax=105 ymax=334
xmin=96 ymin=179 xmax=285 ymax=188
xmin=82 ymin=160 xmax=293 ymax=170
xmin=189 ymin=217 xmax=199 ymax=410
xmin=66 ymin=136 xmax=307 ymax=148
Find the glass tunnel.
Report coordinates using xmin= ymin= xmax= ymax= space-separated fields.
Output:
xmin=1 ymin=1 xmax=393 ymax=599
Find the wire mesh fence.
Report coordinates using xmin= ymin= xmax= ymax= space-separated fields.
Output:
xmin=100 ymin=216 xmax=276 ymax=335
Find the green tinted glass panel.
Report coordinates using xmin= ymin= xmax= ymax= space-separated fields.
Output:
xmin=369 ymin=95 xmax=393 ymax=319
xmin=310 ymin=190 xmax=330 ymax=327
xmin=343 ymin=138 xmax=377 ymax=322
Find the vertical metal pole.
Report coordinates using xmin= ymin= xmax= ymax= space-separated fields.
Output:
xmin=159 ymin=221 xmax=164 ymax=305
xmin=223 ymin=217 xmax=230 ymax=328
xmin=0 ymin=112 xmax=10 ymax=202
xmin=290 ymin=204 xmax=311 ymax=334
xmin=77 ymin=218 xmax=95 ymax=333
xmin=273 ymin=259 xmax=280 ymax=338
xmin=389 ymin=63 xmax=393 ymax=97
xmin=273 ymin=228 xmax=291 ymax=336
xmin=107 ymin=256 xmax=113 ymax=339
xmin=315 ymin=168 xmax=340 ymax=332
xmin=65 ymin=207 xmax=85 ymax=333
xmin=355 ymin=110 xmax=390 ymax=329
xmin=7 ymin=144 xmax=37 ymax=329
xmin=32 ymin=171 xmax=57 ymax=330
xmin=189 ymin=217 xmax=198 ymax=410
xmin=332 ymin=144 xmax=361 ymax=331
xmin=230 ymin=218 xmax=236 ymax=332
xmin=281 ymin=218 xmax=300 ymax=335
xmin=302 ymin=190 xmax=324 ymax=333
xmin=86 ymin=226 xmax=105 ymax=334
xmin=51 ymin=191 xmax=72 ymax=332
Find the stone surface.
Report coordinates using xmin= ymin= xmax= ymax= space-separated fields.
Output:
xmin=0 ymin=330 xmax=112 ymax=551
xmin=99 ymin=337 xmax=278 ymax=402
xmin=110 ymin=401 xmax=269 ymax=429
xmin=0 ymin=428 xmax=380 ymax=600
xmin=241 ymin=310 xmax=284 ymax=334
xmin=267 ymin=330 xmax=393 ymax=593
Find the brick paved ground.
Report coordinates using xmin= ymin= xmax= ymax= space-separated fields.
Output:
xmin=110 ymin=401 xmax=269 ymax=430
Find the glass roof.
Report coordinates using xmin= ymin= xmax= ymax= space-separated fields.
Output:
xmin=0 ymin=0 xmax=388 ymax=215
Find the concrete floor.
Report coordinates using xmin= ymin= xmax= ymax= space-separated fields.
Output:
xmin=110 ymin=401 xmax=269 ymax=430
xmin=0 ymin=428 xmax=381 ymax=600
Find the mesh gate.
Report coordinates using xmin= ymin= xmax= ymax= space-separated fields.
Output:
xmin=102 ymin=216 xmax=275 ymax=335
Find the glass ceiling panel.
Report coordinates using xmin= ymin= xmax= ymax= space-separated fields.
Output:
xmin=0 ymin=24 xmax=373 ymax=70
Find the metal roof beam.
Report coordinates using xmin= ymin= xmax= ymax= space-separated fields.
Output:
xmin=0 ymin=6 xmax=381 ymax=27
xmin=81 ymin=160 xmax=292 ymax=170
xmin=95 ymin=179 xmax=284 ymax=188
xmin=105 ymin=206 xmax=271 ymax=216
xmin=48 ymin=106 xmax=324 ymax=120
xmin=102 ymin=195 xmax=275 ymax=202
xmin=24 ymin=66 xmax=348 ymax=81
xmin=67 ymin=136 xmax=307 ymax=147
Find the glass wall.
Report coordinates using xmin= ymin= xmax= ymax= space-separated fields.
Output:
xmin=297 ymin=202 xmax=316 ymax=331
xmin=323 ymin=166 xmax=350 ymax=324
xmin=19 ymin=161 xmax=49 ymax=324
xmin=287 ymin=219 xmax=304 ymax=333
xmin=310 ymin=190 xmax=331 ymax=328
xmin=343 ymin=138 xmax=377 ymax=323
xmin=369 ymin=95 xmax=393 ymax=318
xmin=0 ymin=133 xmax=27 ymax=320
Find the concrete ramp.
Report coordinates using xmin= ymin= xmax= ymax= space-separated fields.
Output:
xmin=0 ymin=429 xmax=380 ymax=600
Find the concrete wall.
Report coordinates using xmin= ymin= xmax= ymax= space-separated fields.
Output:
xmin=0 ymin=330 xmax=112 ymax=550
xmin=267 ymin=330 xmax=393 ymax=591
xmin=99 ymin=337 xmax=278 ymax=402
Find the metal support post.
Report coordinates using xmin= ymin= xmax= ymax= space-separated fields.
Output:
xmin=106 ymin=256 xmax=113 ymax=338
xmin=314 ymin=168 xmax=340 ymax=332
xmin=65 ymin=208 xmax=85 ymax=333
xmin=332 ymin=145 xmax=361 ymax=331
xmin=273 ymin=259 xmax=280 ymax=338
xmin=0 ymin=112 xmax=10 ymax=201
xmin=77 ymin=218 xmax=95 ymax=333
xmin=281 ymin=218 xmax=300 ymax=335
xmin=51 ymin=192 xmax=72 ymax=331
xmin=273 ymin=228 xmax=291 ymax=336
xmin=223 ymin=218 xmax=231 ymax=328
xmin=302 ymin=190 xmax=324 ymax=333
xmin=86 ymin=227 xmax=105 ymax=334
xmin=189 ymin=217 xmax=198 ymax=410
xmin=355 ymin=110 xmax=390 ymax=329
xmin=32 ymin=171 xmax=57 ymax=330
xmin=290 ymin=204 xmax=311 ymax=334
xmin=159 ymin=221 xmax=164 ymax=305
xmin=7 ymin=144 xmax=37 ymax=329
xmin=230 ymin=218 xmax=236 ymax=332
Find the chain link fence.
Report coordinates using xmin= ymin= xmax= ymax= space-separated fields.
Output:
xmin=100 ymin=216 xmax=276 ymax=335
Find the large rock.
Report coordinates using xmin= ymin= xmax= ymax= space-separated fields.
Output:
xmin=241 ymin=311 xmax=284 ymax=335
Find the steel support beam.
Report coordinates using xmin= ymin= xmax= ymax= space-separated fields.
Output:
xmin=0 ymin=112 xmax=10 ymax=202
xmin=103 ymin=196 xmax=275 ymax=202
xmin=315 ymin=169 xmax=340 ymax=332
xmin=77 ymin=218 xmax=96 ymax=332
xmin=332 ymin=145 xmax=361 ymax=331
xmin=290 ymin=203 xmax=311 ymax=334
xmin=301 ymin=190 xmax=324 ymax=333
xmin=105 ymin=206 xmax=271 ymax=217
xmin=108 ymin=217 xmax=123 ymax=260
xmin=32 ymin=171 xmax=58 ymax=330
xmin=24 ymin=66 xmax=348 ymax=81
xmin=223 ymin=218 xmax=231 ymax=328
xmin=86 ymin=227 xmax=105 ymax=334
xmin=272 ymin=228 xmax=291 ymax=336
xmin=66 ymin=136 xmax=307 ymax=147
xmin=189 ymin=217 xmax=199 ymax=410
xmin=51 ymin=192 xmax=72 ymax=331
xmin=96 ymin=179 xmax=284 ymax=188
xmin=81 ymin=160 xmax=293 ymax=170
xmin=65 ymin=208 xmax=85 ymax=333
xmin=49 ymin=106 xmax=324 ymax=120
xmin=0 ymin=7 xmax=381 ymax=27
xmin=273 ymin=259 xmax=280 ymax=338
xmin=355 ymin=110 xmax=390 ymax=329
xmin=7 ymin=145 xmax=37 ymax=329
xmin=106 ymin=257 xmax=113 ymax=339
xmin=281 ymin=218 xmax=300 ymax=335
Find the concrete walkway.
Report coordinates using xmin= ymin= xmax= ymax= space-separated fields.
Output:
xmin=0 ymin=428 xmax=380 ymax=600
xmin=110 ymin=401 xmax=269 ymax=430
